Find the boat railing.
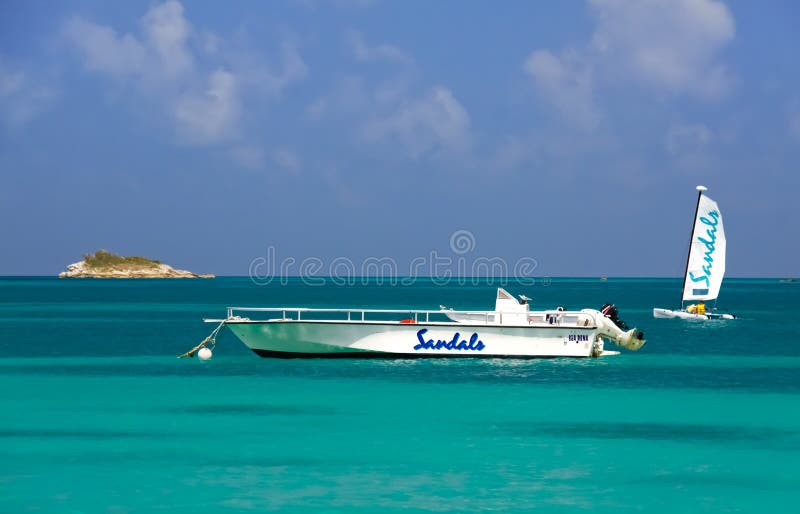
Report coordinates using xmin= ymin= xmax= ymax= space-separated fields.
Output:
xmin=225 ymin=306 xmax=598 ymax=327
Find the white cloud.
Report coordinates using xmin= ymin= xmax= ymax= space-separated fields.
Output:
xmin=242 ymin=41 xmax=308 ymax=96
xmin=63 ymin=1 xmax=306 ymax=152
xmin=372 ymin=75 xmax=414 ymax=106
xmin=0 ymin=57 xmax=56 ymax=126
xmin=0 ymin=62 xmax=25 ymax=97
xmin=524 ymin=49 xmax=599 ymax=130
xmin=272 ymin=148 xmax=301 ymax=173
xmin=666 ymin=122 xmax=712 ymax=154
xmin=231 ymin=144 xmax=266 ymax=170
xmin=309 ymin=33 xmax=471 ymax=162
xmin=524 ymin=0 xmax=735 ymax=128
xmin=200 ymin=31 xmax=222 ymax=55
xmin=305 ymin=97 xmax=327 ymax=120
xmin=346 ymin=30 xmax=412 ymax=64
xmin=63 ymin=1 xmax=199 ymax=84
xmin=490 ymin=135 xmax=536 ymax=172
xmin=141 ymin=0 xmax=193 ymax=78
xmin=63 ymin=17 xmax=147 ymax=78
xmin=174 ymin=69 xmax=239 ymax=144
xmin=231 ymin=146 xmax=301 ymax=173
xmin=363 ymin=86 xmax=471 ymax=158
xmin=305 ymin=75 xmax=368 ymax=120
xmin=590 ymin=0 xmax=735 ymax=98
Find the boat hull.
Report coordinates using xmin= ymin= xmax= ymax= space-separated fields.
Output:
xmin=226 ymin=321 xmax=606 ymax=358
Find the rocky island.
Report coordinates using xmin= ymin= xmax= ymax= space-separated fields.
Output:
xmin=59 ymin=250 xmax=214 ymax=279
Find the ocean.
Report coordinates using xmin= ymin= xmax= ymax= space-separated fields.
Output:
xmin=1 ymin=277 xmax=798 ymax=513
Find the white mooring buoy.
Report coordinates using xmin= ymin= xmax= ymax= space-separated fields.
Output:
xmin=197 ymin=347 xmax=213 ymax=361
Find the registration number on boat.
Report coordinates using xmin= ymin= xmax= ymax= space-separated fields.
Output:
xmin=568 ymin=334 xmax=589 ymax=342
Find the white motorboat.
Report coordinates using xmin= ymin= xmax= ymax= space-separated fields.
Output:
xmin=201 ymin=288 xmax=646 ymax=358
xmin=653 ymin=185 xmax=735 ymax=320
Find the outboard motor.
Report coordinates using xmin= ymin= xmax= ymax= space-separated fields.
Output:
xmin=600 ymin=303 xmax=644 ymax=341
xmin=594 ymin=303 xmax=646 ymax=350
xmin=600 ymin=303 xmax=625 ymax=329
xmin=586 ymin=304 xmax=646 ymax=351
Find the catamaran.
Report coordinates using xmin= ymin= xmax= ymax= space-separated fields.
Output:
xmin=653 ymin=185 xmax=735 ymax=320
xmin=192 ymin=288 xmax=646 ymax=359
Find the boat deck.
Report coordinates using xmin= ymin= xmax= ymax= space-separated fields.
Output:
xmin=205 ymin=307 xmax=600 ymax=329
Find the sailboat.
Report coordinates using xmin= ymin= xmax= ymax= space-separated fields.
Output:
xmin=653 ymin=185 xmax=735 ymax=320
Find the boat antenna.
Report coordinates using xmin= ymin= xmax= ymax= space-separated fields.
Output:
xmin=679 ymin=185 xmax=707 ymax=308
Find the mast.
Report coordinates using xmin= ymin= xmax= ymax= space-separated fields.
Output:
xmin=679 ymin=185 xmax=707 ymax=308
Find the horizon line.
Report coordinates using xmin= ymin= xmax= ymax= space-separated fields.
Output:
xmin=0 ymin=275 xmax=795 ymax=280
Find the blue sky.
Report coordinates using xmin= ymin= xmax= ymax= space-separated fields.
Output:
xmin=1 ymin=0 xmax=798 ymax=277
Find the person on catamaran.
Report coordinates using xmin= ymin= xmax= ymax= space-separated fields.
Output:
xmin=687 ymin=301 xmax=706 ymax=315
xmin=685 ymin=301 xmax=705 ymax=315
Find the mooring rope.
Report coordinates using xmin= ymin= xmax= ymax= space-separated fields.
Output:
xmin=178 ymin=319 xmax=226 ymax=358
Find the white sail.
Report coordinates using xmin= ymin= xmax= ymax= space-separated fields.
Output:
xmin=682 ymin=194 xmax=726 ymax=302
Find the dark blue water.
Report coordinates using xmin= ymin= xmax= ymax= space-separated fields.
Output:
xmin=1 ymin=277 xmax=798 ymax=512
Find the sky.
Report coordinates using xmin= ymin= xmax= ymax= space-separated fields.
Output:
xmin=1 ymin=0 xmax=799 ymax=277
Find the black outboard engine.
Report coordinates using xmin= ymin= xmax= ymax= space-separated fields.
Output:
xmin=600 ymin=303 xmax=628 ymax=330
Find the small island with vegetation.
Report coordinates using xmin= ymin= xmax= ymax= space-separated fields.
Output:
xmin=59 ymin=250 xmax=214 ymax=279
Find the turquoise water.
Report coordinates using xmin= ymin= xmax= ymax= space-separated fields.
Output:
xmin=1 ymin=277 xmax=799 ymax=513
